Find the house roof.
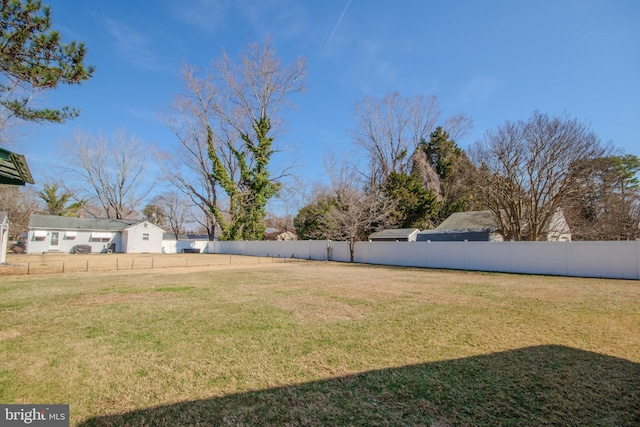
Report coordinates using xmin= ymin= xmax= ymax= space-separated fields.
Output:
xmin=0 ymin=147 xmax=34 ymax=185
xmin=434 ymin=210 xmax=498 ymax=232
xmin=29 ymin=214 xmax=140 ymax=231
xmin=0 ymin=211 xmax=7 ymax=225
xmin=369 ymin=228 xmax=420 ymax=240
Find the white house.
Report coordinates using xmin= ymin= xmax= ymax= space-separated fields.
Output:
xmin=27 ymin=214 xmax=165 ymax=254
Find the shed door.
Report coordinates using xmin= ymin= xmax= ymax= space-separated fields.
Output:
xmin=49 ymin=231 xmax=60 ymax=251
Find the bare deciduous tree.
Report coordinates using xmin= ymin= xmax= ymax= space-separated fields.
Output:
xmin=470 ymin=111 xmax=607 ymax=241
xmin=62 ymin=130 xmax=153 ymax=219
xmin=164 ymin=39 xmax=306 ymax=240
xmin=0 ymin=185 xmax=41 ymax=240
xmin=348 ymin=91 xmax=472 ymax=187
xmin=160 ymin=67 xmax=219 ymax=239
xmin=298 ymin=156 xmax=395 ymax=262
xmin=157 ymin=192 xmax=189 ymax=240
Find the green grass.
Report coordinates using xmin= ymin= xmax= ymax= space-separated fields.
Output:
xmin=0 ymin=262 xmax=639 ymax=426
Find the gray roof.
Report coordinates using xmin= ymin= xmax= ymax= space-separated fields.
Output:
xmin=29 ymin=214 xmax=140 ymax=231
xmin=434 ymin=210 xmax=497 ymax=232
xmin=369 ymin=228 xmax=420 ymax=240
xmin=416 ymin=230 xmax=492 ymax=242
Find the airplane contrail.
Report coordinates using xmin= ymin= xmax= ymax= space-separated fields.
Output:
xmin=314 ymin=0 xmax=352 ymax=63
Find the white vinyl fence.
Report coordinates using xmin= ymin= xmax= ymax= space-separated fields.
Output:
xmin=162 ymin=239 xmax=210 ymax=254
xmin=207 ymin=239 xmax=640 ymax=280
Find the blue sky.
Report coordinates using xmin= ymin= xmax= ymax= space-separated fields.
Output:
xmin=15 ymin=0 xmax=640 ymax=208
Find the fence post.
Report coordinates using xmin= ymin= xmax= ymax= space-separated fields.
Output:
xmin=62 ymin=262 xmax=65 ymax=273
xmin=566 ymin=240 xmax=572 ymax=277
xmin=27 ymin=262 xmax=30 ymax=275
xmin=509 ymin=240 xmax=513 ymax=273
xmin=86 ymin=260 xmax=89 ymax=272
xmin=464 ymin=240 xmax=468 ymax=270
xmin=636 ymin=239 xmax=640 ymax=280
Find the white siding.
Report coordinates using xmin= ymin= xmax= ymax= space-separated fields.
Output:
xmin=123 ymin=222 xmax=163 ymax=253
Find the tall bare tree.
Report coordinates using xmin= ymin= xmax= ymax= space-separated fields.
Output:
xmin=164 ymin=39 xmax=306 ymax=240
xmin=156 ymin=192 xmax=189 ymax=239
xmin=348 ymin=91 xmax=472 ymax=187
xmin=470 ymin=111 xmax=607 ymax=241
xmin=160 ymin=67 xmax=219 ymax=239
xmin=62 ymin=130 xmax=153 ymax=219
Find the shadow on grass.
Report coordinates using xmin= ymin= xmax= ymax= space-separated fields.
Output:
xmin=79 ymin=345 xmax=640 ymax=426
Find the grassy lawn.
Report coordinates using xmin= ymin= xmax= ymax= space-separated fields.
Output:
xmin=0 ymin=260 xmax=639 ymax=426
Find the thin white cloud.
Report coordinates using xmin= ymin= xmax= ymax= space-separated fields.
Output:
xmin=338 ymin=38 xmax=398 ymax=94
xmin=455 ymin=75 xmax=499 ymax=106
xmin=126 ymin=107 xmax=162 ymax=125
xmin=104 ymin=18 xmax=158 ymax=69
xmin=236 ymin=0 xmax=311 ymax=41
xmin=169 ymin=0 xmax=231 ymax=35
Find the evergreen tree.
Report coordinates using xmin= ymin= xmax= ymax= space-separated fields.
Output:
xmin=36 ymin=182 xmax=85 ymax=215
xmin=418 ymin=127 xmax=477 ymax=223
xmin=0 ymin=0 xmax=93 ymax=122
xmin=383 ymin=171 xmax=440 ymax=229
xmin=294 ymin=194 xmax=335 ymax=240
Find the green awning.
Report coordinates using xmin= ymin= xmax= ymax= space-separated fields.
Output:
xmin=0 ymin=147 xmax=35 ymax=185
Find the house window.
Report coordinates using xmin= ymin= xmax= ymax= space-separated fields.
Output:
xmin=142 ymin=233 xmax=149 ymax=241
xmin=90 ymin=232 xmax=111 ymax=242
xmin=65 ymin=231 xmax=77 ymax=240
xmin=33 ymin=230 xmax=47 ymax=241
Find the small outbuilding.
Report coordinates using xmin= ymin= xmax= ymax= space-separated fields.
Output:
xmin=369 ymin=228 xmax=420 ymax=242
xmin=416 ymin=210 xmax=571 ymax=242
xmin=27 ymin=214 xmax=165 ymax=254
xmin=264 ymin=228 xmax=298 ymax=241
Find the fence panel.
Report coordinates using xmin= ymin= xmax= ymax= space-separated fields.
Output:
xmin=207 ymin=239 xmax=639 ymax=279
xmin=568 ymin=241 xmax=639 ymax=279
xmin=507 ymin=242 xmax=569 ymax=276
xmin=463 ymin=241 xmax=511 ymax=272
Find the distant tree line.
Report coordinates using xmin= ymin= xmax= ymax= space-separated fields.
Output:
xmin=295 ymin=102 xmax=640 ymax=244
